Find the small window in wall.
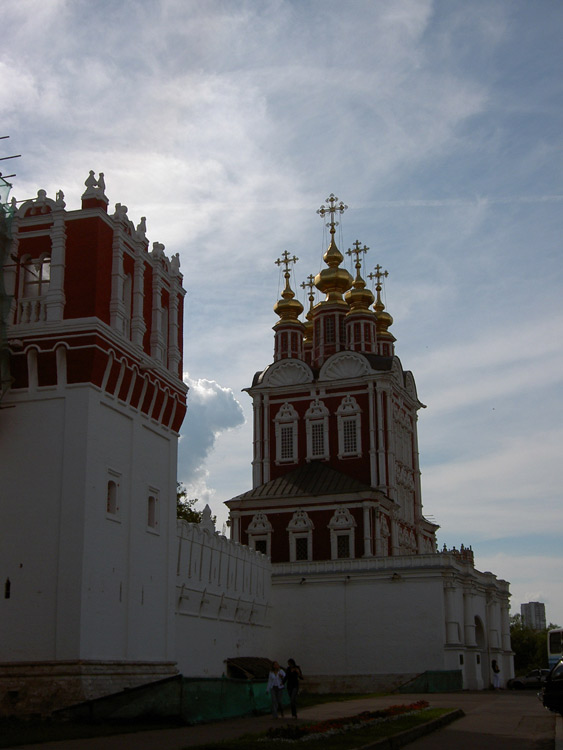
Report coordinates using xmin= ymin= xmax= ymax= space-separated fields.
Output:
xmin=107 ymin=481 xmax=118 ymax=514
xmin=336 ymin=534 xmax=350 ymax=559
xmin=106 ymin=471 xmax=121 ymax=520
xmin=287 ymin=510 xmax=314 ymax=562
xmin=328 ymin=507 xmax=356 ymax=560
xmin=325 ymin=316 xmax=335 ymax=343
xmin=254 ymin=539 xmax=268 ymax=555
xmin=247 ymin=513 xmax=273 ymax=557
xmin=147 ymin=494 xmax=159 ymax=531
xmin=295 ymin=537 xmax=309 ymax=560
xmin=459 ymin=654 xmax=464 ymax=665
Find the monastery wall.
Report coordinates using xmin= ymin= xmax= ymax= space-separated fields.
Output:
xmin=175 ymin=518 xmax=272 ymax=677
xmin=270 ymin=553 xmax=512 ymax=691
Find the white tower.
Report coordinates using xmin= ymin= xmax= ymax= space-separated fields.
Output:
xmin=0 ymin=175 xmax=187 ymax=714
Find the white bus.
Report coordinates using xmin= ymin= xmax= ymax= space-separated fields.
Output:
xmin=548 ymin=627 xmax=563 ymax=668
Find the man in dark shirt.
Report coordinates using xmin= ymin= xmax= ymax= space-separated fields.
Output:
xmin=285 ymin=658 xmax=303 ymax=718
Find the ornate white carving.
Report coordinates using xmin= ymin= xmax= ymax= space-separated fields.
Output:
xmin=404 ymin=371 xmax=418 ymax=400
xmin=275 ymin=402 xmax=298 ymax=421
xmin=287 ymin=509 xmax=314 ymax=531
xmin=199 ymin=504 xmax=216 ymax=534
xmin=247 ymin=512 xmax=273 ymax=533
xmin=320 ymin=352 xmax=370 ymax=381
xmin=262 ymin=360 xmax=313 ymax=387
xmin=328 ymin=507 xmax=357 ymax=529
xmin=304 ymin=398 xmax=329 ymax=419
xmin=81 ymin=170 xmax=107 ymax=202
xmin=336 ymin=394 xmax=361 ymax=415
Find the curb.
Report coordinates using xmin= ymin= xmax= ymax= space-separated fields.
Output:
xmin=556 ymin=714 xmax=563 ymax=750
xmin=357 ymin=708 xmax=465 ymax=750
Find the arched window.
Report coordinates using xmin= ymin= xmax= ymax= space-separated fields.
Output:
xmin=275 ymin=402 xmax=298 ymax=463
xmin=336 ymin=395 xmax=362 ymax=458
xmin=287 ymin=510 xmax=314 ymax=562
xmin=328 ymin=507 xmax=357 ymax=559
xmin=147 ymin=493 xmax=159 ymax=531
xmin=106 ymin=471 xmax=121 ymax=520
xmin=247 ymin=513 xmax=273 ymax=557
xmin=305 ymin=399 xmax=329 ymax=461
xmin=23 ymin=255 xmax=50 ymax=298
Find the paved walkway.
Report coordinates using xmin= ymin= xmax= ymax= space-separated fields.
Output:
xmin=5 ymin=690 xmax=559 ymax=750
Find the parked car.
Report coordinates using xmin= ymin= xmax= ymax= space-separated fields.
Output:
xmin=541 ymin=659 xmax=563 ymax=716
xmin=507 ymin=669 xmax=550 ymax=689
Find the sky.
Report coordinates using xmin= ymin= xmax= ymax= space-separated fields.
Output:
xmin=3 ymin=0 xmax=562 ymax=626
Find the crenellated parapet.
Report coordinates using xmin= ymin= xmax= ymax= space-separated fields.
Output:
xmin=3 ymin=173 xmax=187 ymax=431
xmin=176 ymin=510 xmax=271 ymax=627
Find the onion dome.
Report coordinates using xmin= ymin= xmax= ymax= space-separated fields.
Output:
xmin=314 ymin=236 xmax=354 ymax=303
xmin=274 ymin=251 xmax=303 ymax=325
xmin=301 ymin=274 xmax=316 ymax=343
xmin=345 ymin=241 xmax=375 ymax=313
xmin=315 ymin=193 xmax=354 ymax=304
xmin=371 ymin=264 xmax=396 ymax=345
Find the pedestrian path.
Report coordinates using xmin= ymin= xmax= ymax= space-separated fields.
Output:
xmin=4 ymin=691 xmax=556 ymax=750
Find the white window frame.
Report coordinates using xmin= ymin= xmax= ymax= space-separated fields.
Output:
xmin=287 ymin=510 xmax=314 ymax=562
xmin=305 ymin=399 xmax=329 ymax=461
xmin=246 ymin=512 xmax=273 ymax=557
xmin=337 ymin=395 xmax=362 ymax=458
xmin=274 ymin=402 xmax=298 ymax=464
xmin=328 ymin=507 xmax=357 ymax=560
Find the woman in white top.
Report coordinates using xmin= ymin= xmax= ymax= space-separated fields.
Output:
xmin=267 ymin=661 xmax=286 ymax=718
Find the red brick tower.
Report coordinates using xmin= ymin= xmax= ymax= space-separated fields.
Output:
xmin=227 ymin=194 xmax=437 ymax=563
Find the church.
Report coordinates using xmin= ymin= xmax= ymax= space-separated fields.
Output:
xmin=0 ymin=177 xmax=512 ymax=715
xmin=226 ymin=193 xmax=513 ymax=692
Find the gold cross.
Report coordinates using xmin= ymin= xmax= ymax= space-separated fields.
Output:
xmin=317 ymin=193 xmax=348 ymax=236
xmin=275 ymin=251 xmax=299 ymax=274
xmin=300 ymin=274 xmax=315 ymax=297
xmin=300 ymin=273 xmax=316 ymax=309
xmin=368 ymin=264 xmax=389 ymax=289
xmin=346 ymin=240 xmax=369 ymax=270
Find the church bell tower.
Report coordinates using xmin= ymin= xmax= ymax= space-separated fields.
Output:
xmin=227 ymin=194 xmax=438 ymax=563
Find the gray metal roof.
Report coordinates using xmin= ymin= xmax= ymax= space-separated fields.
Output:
xmin=232 ymin=461 xmax=374 ymax=502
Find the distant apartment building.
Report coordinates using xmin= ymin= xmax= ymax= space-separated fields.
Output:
xmin=521 ymin=602 xmax=547 ymax=630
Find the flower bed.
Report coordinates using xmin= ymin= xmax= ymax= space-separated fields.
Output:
xmin=264 ymin=701 xmax=429 ymax=742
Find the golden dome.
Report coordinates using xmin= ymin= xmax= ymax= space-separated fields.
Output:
xmin=274 ymin=251 xmax=303 ymax=324
xmin=345 ymin=241 xmax=375 ymax=314
xmin=314 ymin=237 xmax=354 ymax=303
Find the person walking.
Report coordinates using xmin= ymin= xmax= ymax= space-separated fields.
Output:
xmin=491 ymin=659 xmax=501 ymax=689
xmin=267 ymin=661 xmax=286 ymax=718
xmin=285 ymin=658 xmax=303 ymax=718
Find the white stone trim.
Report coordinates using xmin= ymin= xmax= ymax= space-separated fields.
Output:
xmin=305 ymin=399 xmax=329 ymax=461
xmin=287 ymin=510 xmax=314 ymax=562
xmin=319 ymin=351 xmax=371 ymax=381
xmin=274 ymin=402 xmax=298 ymax=464
xmin=336 ymin=395 xmax=362 ymax=458
xmin=328 ymin=507 xmax=357 ymax=560
xmin=247 ymin=513 xmax=273 ymax=557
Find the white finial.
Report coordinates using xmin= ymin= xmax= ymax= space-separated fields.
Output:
xmin=199 ymin=504 xmax=216 ymax=533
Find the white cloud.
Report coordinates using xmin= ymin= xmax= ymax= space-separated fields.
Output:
xmin=4 ymin=0 xmax=563 ymax=628
xmin=177 ymin=374 xmax=245 ymax=492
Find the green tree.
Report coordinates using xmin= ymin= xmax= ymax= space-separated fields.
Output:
xmin=176 ymin=482 xmax=216 ymax=524
xmin=510 ymin=615 xmax=561 ymax=674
